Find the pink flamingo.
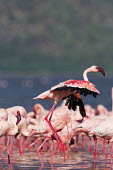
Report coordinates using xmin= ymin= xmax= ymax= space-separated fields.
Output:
xmin=7 ymin=106 xmax=30 ymax=157
xmin=33 ymin=66 xmax=105 ymax=143
xmin=0 ymin=109 xmax=11 ymax=136
xmin=0 ymin=109 xmax=14 ymax=166
xmin=29 ymin=106 xmax=72 ymax=168
xmin=33 ymin=103 xmax=48 ymax=121
xmin=89 ymin=119 xmax=113 ymax=162
xmin=31 ymin=106 xmax=71 ymax=138
xmin=95 ymin=104 xmax=109 ymax=117
xmin=74 ymin=117 xmax=106 ymax=150
xmin=27 ymin=103 xmax=48 ymax=126
xmin=0 ymin=108 xmax=21 ymax=167
xmin=7 ymin=106 xmax=29 ymax=137
xmin=30 ymin=105 xmax=72 ymax=149
xmin=27 ymin=104 xmax=49 ymax=132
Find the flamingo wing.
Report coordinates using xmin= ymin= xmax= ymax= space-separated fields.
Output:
xmin=65 ymin=93 xmax=86 ymax=117
xmin=51 ymin=80 xmax=100 ymax=98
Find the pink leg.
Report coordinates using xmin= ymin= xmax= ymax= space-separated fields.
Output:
xmin=7 ymin=136 xmax=14 ymax=169
xmin=36 ymin=151 xmax=44 ymax=169
xmin=52 ymin=140 xmax=57 ymax=153
xmin=105 ymin=141 xmax=109 ymax=168
xmin=45 ymin=118 xmax=62 ymax=142
xmin=7 ymin=136 xmax=11 ymax=165
xmin=18 ymin=135 xmax=25 ymax=156
xmin=0 ymin=137 xmax=6 ymax=165
xmin=110 ymin=142 xmax=113 ymax=168
xmin=36 ymin=138 xmax=49 ymax=169
xmin=102 ymin=139 xmax=106 ymax=153
xmin=81 ymin=135 xmax=84 ymax=150
xmin=93 ymin=138 xmax=99 ymax=167
xmin=30 ymin=103 xmax=62 ymax=146
xmin=50 ymin=141 xmax=54 ymax=170
xmin=44 ymin=104 xmax=64 ymax=146
xmin=36 ymin=137 xmax=49 ymax=152
xmin=44 ymin=103 xmax=57 ymax=121
xmin=28 ymin=138 xmax=39 ymax=150
xmin=23 ymin=136 xmax=33 ymax=150
xmin=88 ymin=138 xmax=93 ymax=152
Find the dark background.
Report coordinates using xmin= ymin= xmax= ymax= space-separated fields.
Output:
xmin=0 ymin=0 xmax=112 ymax=111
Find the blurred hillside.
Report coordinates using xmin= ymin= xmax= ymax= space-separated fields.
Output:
xmin=0 ymin=0 xmax=113 ymax=74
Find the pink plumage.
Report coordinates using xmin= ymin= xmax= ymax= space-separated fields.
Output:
xmin=51 ymin=79 xmax=100 ymax=98
xmin=33 ymin=65 xmax=105 ymax=145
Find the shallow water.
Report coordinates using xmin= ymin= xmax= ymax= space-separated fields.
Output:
xmin=0 ymin=144 xmax=113 ymax=170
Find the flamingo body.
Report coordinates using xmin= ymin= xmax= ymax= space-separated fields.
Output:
xmin=34 ymin=66 xmax=105 ymax=111
xmin=89 ymin=119 xmax=113 ymax=142
xmin=33 ymin=65 xmax=105 ymax=144
xmin=51 ymin=80 xmax=100 ymax=98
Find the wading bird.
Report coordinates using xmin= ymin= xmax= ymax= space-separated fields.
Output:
xmin=33 ymin=66 xmax=105 ymax=143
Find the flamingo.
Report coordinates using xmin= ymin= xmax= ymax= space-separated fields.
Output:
xmin=0 ymin=109 xmax=11 ymax=137
xmin=30 ymin=105 xmax=72 ymax=154
xmin=33 ymin=66 xmax=105 ymax=143
xmin=33 ymin=103 xmax=49 ymax=122
xmin=95 ymin=104 xmax=109 ymax=117
xmin=0 ymin=109 xmax=17 ymax=166
xmin=7 ymin=106 xmax=30 ymax=157
xmin=7 ymin=106 xmax=29 ymax=136
xmin=0 ymin=107 xmax=22 ymax=167
xmin=89 ymin=119 xmax=113 ymax=165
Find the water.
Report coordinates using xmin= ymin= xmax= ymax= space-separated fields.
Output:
xmin=0 ymin=74 xmax=113 ymax=169
xmin=1 ymin=144 xmax=113 ymax=170
xmin=0 ymin=74 xmax=112 ymax=111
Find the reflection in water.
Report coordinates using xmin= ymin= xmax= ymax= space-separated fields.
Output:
xmin=0 ymin=147 xmax=113 ymax=170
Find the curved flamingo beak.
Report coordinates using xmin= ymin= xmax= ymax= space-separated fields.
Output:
xmin=96 ymin=66 xmax=105 ymax=76
xmin=16 ymin=111 xmax=21 ymax=125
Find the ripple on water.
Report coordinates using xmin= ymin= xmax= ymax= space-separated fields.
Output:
xmin=0 ymin=148 xmax=113 ymax=170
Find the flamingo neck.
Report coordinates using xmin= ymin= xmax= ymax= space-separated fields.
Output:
xmin=83 ymin=69 xmax=89 ymax=81
xmin=18 ymin=119 xmax=30 ymax=136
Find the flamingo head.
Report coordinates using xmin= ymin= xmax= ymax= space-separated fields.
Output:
xmin=0 ymin=109 xmax=8 ymax=120
xmin=16 ymin=111 xmax=21 ymax=125
xmin=90 ymin=66 xmax=105 ymax=76
xmin=33 ymin=103 xmax=42 ymax=114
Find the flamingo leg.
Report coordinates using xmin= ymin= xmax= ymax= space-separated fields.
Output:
xmin=31 ymin=103 xmax=63 ymax=148
xmin=37 ymin=137 xmax=49 ymax=152
xmin=24 ymin=136 xmax=31 ymax=150
xmin=93 ymin=138 xmax=99 ymax=167
xmin=105 ymin=141 xmax=109 ymax=168
xmin=0 ymin=137 xmax=6 ymax=165
xmin=110 ymin=142 xmax=113 ymax=168
xmin=36 ymin=151 xmax=44 ymax=169
xmin=44 ymin=103 xmax=57 ymax=121
xmin=50 ymin=141 xmax=54 ymax=170
xmin=44 ymin=103 xmax=64 ymax=148
xmin=102 ymin=139 xmax=106 ymax=153
xmin=18 ymin=135 xmax=25 ymax=156
xmin=30 ymin=103 xmax=59 ymax=141
xmin=88 ymin=137 xmax=93 ymax=152
xmin=36 ymin=138 xmax=49 ymax=169
xmin=28 ymin=138 xmax=39 ymax=150
xmin=7 ymin=136 xmax=14 ymax=169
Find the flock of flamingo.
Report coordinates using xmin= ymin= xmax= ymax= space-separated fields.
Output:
xmin=0 ymin=65 xmax=113 ymax=169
